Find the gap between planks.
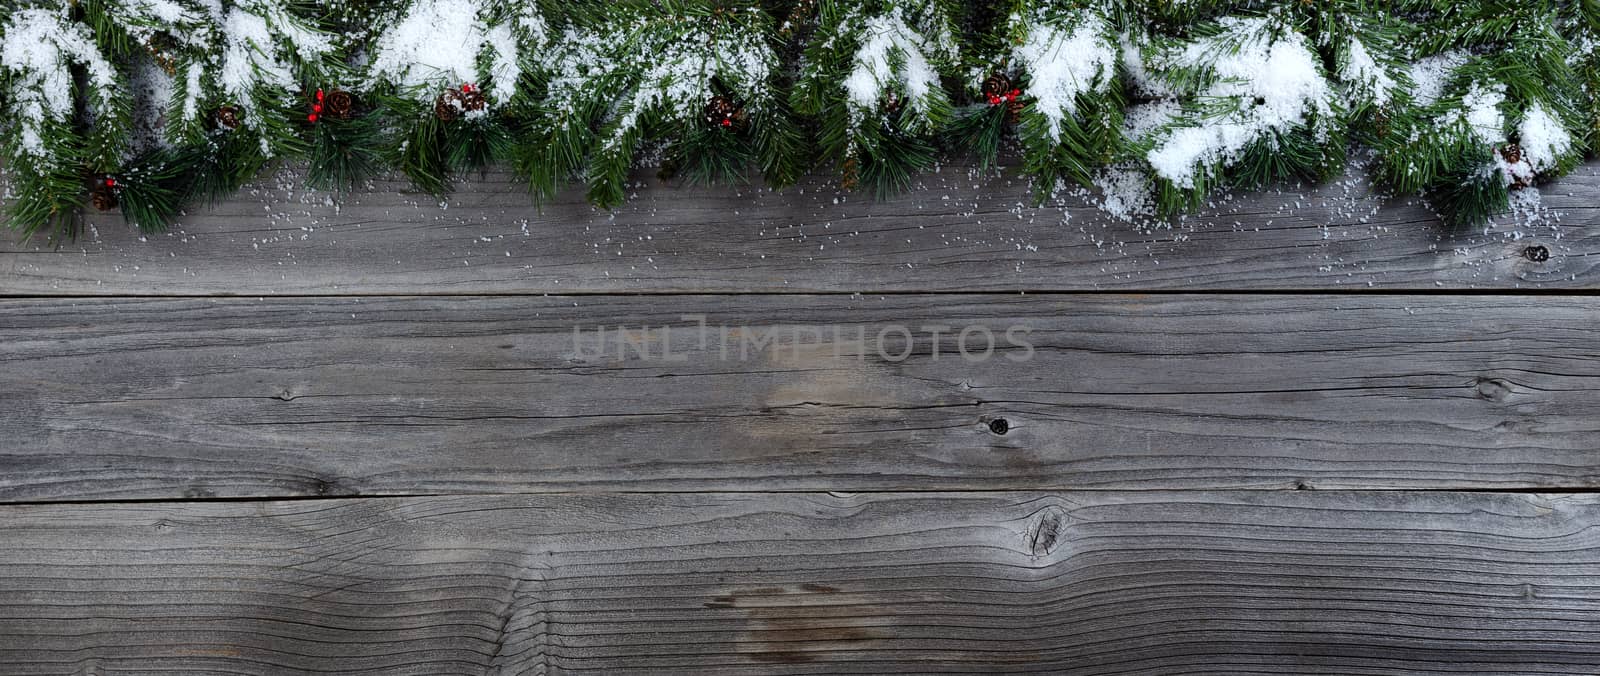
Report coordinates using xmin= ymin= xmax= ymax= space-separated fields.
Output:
xmin=8 ymin=288 xmax=1600 ymax=299
xmin=8 ymin=485 xmax=1600 ymax=509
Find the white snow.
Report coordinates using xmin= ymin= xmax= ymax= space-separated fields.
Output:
xmin=366 ymin=0 xmax=524 ymax=103
xmin=1 ymin=9 xmax=120 ymax=159
xmin=1122 ymin=100 xmax=1181 ymax=141
xmin=842 ymin=4 xmax=955 ymax=125
xmin=544 ymin=8 xmax=777 ymax=158
xmin=131 ymin=56 xmax=177 ymax=152
xmin=1460 ymin=83 xmax=1506 ymax=145
xmin=1013 ymin=13 xmax=1116 ymax=141
xmin=1340 ymin=37 xmax=1394 ymax=107
xmin=220 ymin=9 xmax=297 ymax=113
xmin=1408 ymin=51 xmax=1468 ymax=107
xmin=179 ymin=61 xmax=205 ymax=126
xmin=1119 ymin=32 xmax=1176 ymax=99
xmin=1145 ymin=18 xmax=1334 ymax=189
xmin=1095 ymin=168 xmax=1154 ymax=221
xmin=1518 ymin=102 xmax=1573 ymax=172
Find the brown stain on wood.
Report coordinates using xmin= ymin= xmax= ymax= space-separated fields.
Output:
xmin=708 ymin=583 xmax=886 ymax=664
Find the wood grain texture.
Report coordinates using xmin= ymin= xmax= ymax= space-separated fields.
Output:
xmin=3 ymin=163 xmax=1596 ymax=295
xmin=5 ymin=294 xmax=1598 ymax=501
xmin=2 ymin=491 xmax=1598 ymax=675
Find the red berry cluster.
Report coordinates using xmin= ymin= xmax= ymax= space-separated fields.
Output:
xmin=987 ymin=88 xmax=1021 ymax=106
xmin=308 ymin=88 xmax=325 ymax=122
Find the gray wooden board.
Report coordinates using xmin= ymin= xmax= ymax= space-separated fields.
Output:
xmin=2 ymin=163 xmax=1597 ymax=295
xmin=1 ymin=491 xmax=1598 ymax=674
xmin=5 ymin=294 xmax=1598 ymax=501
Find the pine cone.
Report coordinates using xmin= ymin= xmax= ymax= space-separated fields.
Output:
xmin=215 ymin=106 xmax=240 ymax=130
xmin=460 ymin=88 xmax=487 ymax=113
xmin=326 ymin=90 xmax=354 ymax=119
xmin=1499 ymin=143 xmax=1523 ymax=165
xmin=703 ymin=95 xmax=744 ymax=130
xmin=981 ymin=73 xmax=1013 ymax=100
xmin=1499 ymin=144 xmax=1534 ymax=188
xmin=1006 ymin=97 xmax=1026 ymax=124
xmin=435 ymin=89 xmax=464 ymax=121
xmin=147 ymin=35 xmax=178 ymax=76
xmin=841 ymin=156 xmax=860 ymax=192
xmin=90 ymin=186 xmax=117 ymax=212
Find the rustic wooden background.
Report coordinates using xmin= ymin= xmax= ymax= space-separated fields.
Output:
xmin=2 ymin=161 xmax=1599 ymax=674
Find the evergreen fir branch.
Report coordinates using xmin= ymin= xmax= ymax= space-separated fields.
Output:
xmin=113 ymin=146 xmax=188 ymax=231
xmin=3 ymin=158 xmax=85 ymax=241
xmin=952 ymin=103 xmax=1007 ymax=171
xmin=4 ymin=0 xmax=1600 ymax=238
xmin=173 ymin=129 xmax=271 ymax=205
xmin=676 ymin=120 xmax=756 ymax=187
xmin=384 ymin=96 xmax=453 ymax=195
xmin=446 ymin=116 xmax=515 ymax=176
xmin=306 ymin=111 xmax=383 ymax=193
xmin=793 ymin=0 xmax=962 ymax=192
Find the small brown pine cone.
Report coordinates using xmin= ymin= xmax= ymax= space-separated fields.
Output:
xmin=215 ymin=106 xmax=240 ymax=130
xmin=460 ymin=88 xmax=487 ymax=113
xmin=841 ymin=156 xmax=860 ymax=192
xmin=326 ymin=90 xmax=354 ymax=119
xmin=90 ymin=187 xmax=117 ymax=212
xmin=1007 ymin=97 xmax=1026 ymax=123
xmin=982 ymin=72 xmax=1013 ymax=100
xmin=1499 ymin=143 xmax=1523 ymax=165
xmin=435 ymin=89 xmax=464 ymax=121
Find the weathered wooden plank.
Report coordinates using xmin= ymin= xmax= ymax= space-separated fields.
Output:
xmin=3 ymin=163 xmax=1596 ymax=295
xmin=4 ymin=294 xmax=1597 ymax=501
xmin=1 ymin=491 xmax=1597 ymax=674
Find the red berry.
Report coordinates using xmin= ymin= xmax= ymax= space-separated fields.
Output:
xmin=307 ymin=113 xmax=318 ymax=122
xmin=104 ymin=178 xmax=116 ymax=187
xmin=721 ymin=119 xmax=732 ymax=127
xmin=461 ymin=83 xmax=473 ymax=92
xmin=316 ymin=89 xmax=325 ymax=100
xmin=988 ymin=95 xmax=1001 ymax=105
xmin=313 ymin=104 xmax=323 ymax=112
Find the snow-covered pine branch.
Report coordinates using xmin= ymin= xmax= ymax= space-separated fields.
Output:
xmin=1139 ymin=16 xmax=1342 ymax=214
xmin=1 ymin=8 xmax=121 ymax=165
xmin=4 ymin=0 xmax=1599 ymax=238
xmin=1374 ymin=1 xmax=1588 ymax=225
xmin=542 ymin=2 xmax=791 ymax=206
xmin=985 ymin=0 xmax=1122 ymax=196
xmin=364 ymin=0 xmax=550 ymax=110
xmin=795 ymin=0 xmax=961 ymax=193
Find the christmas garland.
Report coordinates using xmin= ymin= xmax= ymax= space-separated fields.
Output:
xmin=1 ymin=0 xmax=1597 ymax=240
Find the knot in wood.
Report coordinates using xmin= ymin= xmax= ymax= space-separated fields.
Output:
xmin=1474 ymin=377 xmax=1515 ymax=402
xmin=1026 ymin=505 xmax=1070 ymax=557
